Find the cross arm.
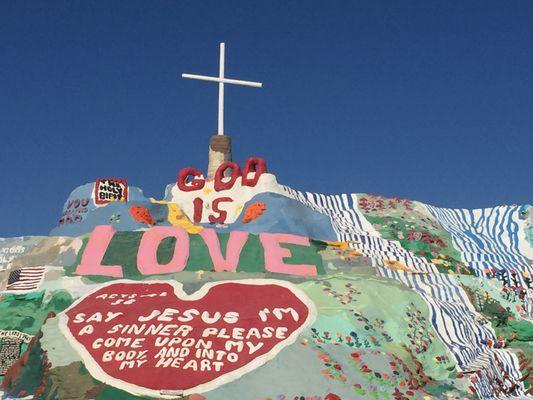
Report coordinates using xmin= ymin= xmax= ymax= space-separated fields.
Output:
xmin=182 ymin=73 xmax=262 ymax=88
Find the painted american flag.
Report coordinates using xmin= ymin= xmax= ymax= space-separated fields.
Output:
xmin=5 ymin=267 xmax=45 ymax=292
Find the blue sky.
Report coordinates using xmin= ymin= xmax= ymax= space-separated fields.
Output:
xmin=1 ymin=1 xmax=532 ymax=236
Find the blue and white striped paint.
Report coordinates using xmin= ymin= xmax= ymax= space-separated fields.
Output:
xmin=426 ymin=205 xmax=532 ymax=316
xmin=281 ymin=186 xmax=527 ymax=399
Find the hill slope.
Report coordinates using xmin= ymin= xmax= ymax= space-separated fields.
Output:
xmin=0 ymin=162 xmax=531 ymax=399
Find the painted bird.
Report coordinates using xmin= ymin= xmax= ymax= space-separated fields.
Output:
xmin=129 ymin=205 xmax=155 ymax=225
xmin=242 ymin=201 xmax=266 ymax=224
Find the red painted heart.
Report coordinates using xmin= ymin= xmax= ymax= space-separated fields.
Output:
xmin=59 ymin=279 xmax=315 ymax=397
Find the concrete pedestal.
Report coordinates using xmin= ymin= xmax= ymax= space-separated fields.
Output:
xmin=207 ymin=135 xmax=232 ymax=180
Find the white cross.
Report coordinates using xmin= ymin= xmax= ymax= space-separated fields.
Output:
xmin=182 ymin=42 xmax=262 ymax=136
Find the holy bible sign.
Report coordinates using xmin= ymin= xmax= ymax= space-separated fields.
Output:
xmin=59 ymin=280 xmax=316 ymax=398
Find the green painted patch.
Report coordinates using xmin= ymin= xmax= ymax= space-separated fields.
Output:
xmin=357 ymin=194 xmax=469 ymax=274
xmin=0 ymin=291 xmax=73 ymax=336
xmin=65 ymin=231 xmax=325 ymax=281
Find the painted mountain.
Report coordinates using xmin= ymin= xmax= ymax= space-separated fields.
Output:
xmin=0 ymin=157 xmax=531 ymax=400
